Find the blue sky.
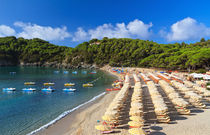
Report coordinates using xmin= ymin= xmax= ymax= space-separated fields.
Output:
xmin=0 ymin=0 xmax=210 ymax=47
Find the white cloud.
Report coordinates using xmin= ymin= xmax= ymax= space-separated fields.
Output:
xmin=161 ymin=17 xmax=210 ymax=41
xmin=14 ymin=22 xmax=71 ymax=40
xmin=0 ymin=25 xmax=16 ymax=37
xmin=127 ymin=19 xmax=153 ymax=38
xmin=72 ymin=19 xmax=153 ymax=41
xmin=72 ymin=27 xmax=89 ymax=41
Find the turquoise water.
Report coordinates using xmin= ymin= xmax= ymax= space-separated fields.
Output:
xmin=0 ymin=67 xmax=116 ymax=135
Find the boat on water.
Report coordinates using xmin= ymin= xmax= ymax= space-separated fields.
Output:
xmin=24 ymin=82 xmax=36 ymax=85
xmin=63 ymin=71 xmax=69 ymax=74
xmin=89 ymin=71 xmax=97 ymax=74
xmin=41 ymin=87 xmax=55 ymax=92
xmin=3 ymin=88 xmax=16 ymax=91
xmin=64 ymin=83 xmax=75 ymax=86
xmin=54 ymin=71 xmax=60 ymax=74
xmin=43 ymin=82 xmax=55 ymax=86
xmin=72 ymin=71 xmax=78 ymax=74
xmin=63 ymin=88 xmax=76 ymax=92
xmin=9 ymin=72 xmax=16 ymax=75
xmin=82 ymin=71 xmax=87 ymax=74
xmin=83 ymin=83 xmax=93 ymax=87
xmin=22 ymin=88 xmax=36 ymax=91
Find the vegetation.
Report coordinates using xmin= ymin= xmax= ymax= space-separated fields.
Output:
xmin=0 ymin=36 xmax=209 ymax=70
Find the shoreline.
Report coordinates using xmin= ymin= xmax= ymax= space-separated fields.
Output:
xmin=30 ymin=92 xmax=106 ymax=135
xmin=34 ymin=67 xmax=120 ymax=135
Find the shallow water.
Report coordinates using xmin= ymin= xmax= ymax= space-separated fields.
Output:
xmin=0 ymin=67 xmax=116 ymax=135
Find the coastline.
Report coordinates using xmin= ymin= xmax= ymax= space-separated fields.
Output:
xmin=33 ymin=67 xmax=120 ymax=135
xmin=35 ymin=92 xmax=118 ymax=135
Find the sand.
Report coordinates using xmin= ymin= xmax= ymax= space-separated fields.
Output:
xmin=35 ymin=67 xmax=210 ymax=135
xmin=151 ymin=108 xmax=210 ymax=135
xmin=35 ymin=91 xmax=119 ymax=135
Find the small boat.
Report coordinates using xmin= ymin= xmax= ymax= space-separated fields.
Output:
xmin=43 ymin=83 xmax=55 ymax=86
xmin=89 ymin=71 xmax=97 ymax=74
xmin=72 ymin=71 xmax=78 ymax=74
xmin=10 ymin=72 xmax=16 ymax=74
xmin=24 ymin=82 xmax=36 ymax=85
xmin=3 ymin=88 xmax=16 ymax=91
xmin=41 ymin=87 xmax=55 ymax=92
xmin=63 ymin=71 xmax=69 ymax=74
xmin=54 ymin=71 xmax=60 ymax=74
xmin=63 ymin=88 xmax=76 ymax=92
xmin=22 ymin=88 xmax=36 ymax=91
xmin=83 ymin=83 xmax=93 ymax=87
xmin=64 ymin=83 xmax=75 ymax=86
xmin=82 ymin=71 xmax=87 ymax=74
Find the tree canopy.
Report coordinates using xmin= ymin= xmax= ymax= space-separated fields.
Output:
xmin=0 ymin=36 xmax=209 ymax=70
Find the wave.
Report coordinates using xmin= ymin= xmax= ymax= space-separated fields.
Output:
xmin=27 ymin=92 xmax=106 ymax=135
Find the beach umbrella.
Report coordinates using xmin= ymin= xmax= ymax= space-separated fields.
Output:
xmin=128 ymin=121 xmax=144 ymax=127
xmin=129 ymin=110 xmax=144 ymax=116
xmin=95 ymin=125 xmax=111 ymax=131
xmin=154 ymin=107 xmax=168 ymax=113
xmin=131 ymin=102 xmax=143 ymax=107
xmin=131 ymin=98 xmax=142 ymax=102
xmin=203 ymin=91 xmax=210 ymax=96
xmin=130 ymin=106 xmax=143 ymax=111
xmin=129 ymin=116 xmax=144 ymax=122
xmin=102 ymin=115 xmax=117 ymax=121
xmin=128 ymin=128 xmax=147 ymax=135
xmin=105 ymin=110 xmax=119 ymax=116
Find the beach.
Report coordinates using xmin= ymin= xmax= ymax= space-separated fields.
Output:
xmin=35 ymin=67 xmax=210 ymax=135
xmin=35 ymin=91 xmax=119 ymax=135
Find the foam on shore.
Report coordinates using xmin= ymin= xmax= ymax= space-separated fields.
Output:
xmin=27 ymin=92 xmax=106 ymax=135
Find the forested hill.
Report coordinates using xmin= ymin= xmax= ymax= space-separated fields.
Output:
xmin=0 ymin=36 xmax=209 ymax=70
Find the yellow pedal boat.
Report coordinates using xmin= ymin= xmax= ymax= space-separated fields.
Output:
xmin=83 ymin=83 xmax=93 ymax=87
xmin=24 ymin=82 xmax=36 ymax=85
xmin=44 ymin=83 xmax=55 ymax=86
xmin=64 ymin=83 xmax=75 ymax=86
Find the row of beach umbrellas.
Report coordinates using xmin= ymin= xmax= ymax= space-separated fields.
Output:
xmin=159 ymin=80 xmax=190 ymax=115
xmin=147 ymin=80 xmax=170 ymax=123
xmin=128 ymin=74 xmax=147 ymax=135
xmin=95 ymin=75 xmax=131 ymax=133
xmin=171 ymin=80 xmax=206 ymax=108
xmin=184 ymin=80 xmax=210 ymax=97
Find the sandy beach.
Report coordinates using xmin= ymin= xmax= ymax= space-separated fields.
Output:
xmin=36 ymin=91 xmax=119 ymax=135
xmin=35 ymin=67 xmax=210 ymax=135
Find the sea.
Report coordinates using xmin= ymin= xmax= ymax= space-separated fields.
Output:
xmin=0 ymin=66 xmax=116 ymax=135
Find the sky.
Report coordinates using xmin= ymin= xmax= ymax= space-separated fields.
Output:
xmin=0 ymin=0 xmax=210 ymax=47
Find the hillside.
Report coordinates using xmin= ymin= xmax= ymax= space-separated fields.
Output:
xmin=0 ymin=36 xmax=209 ymax=70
